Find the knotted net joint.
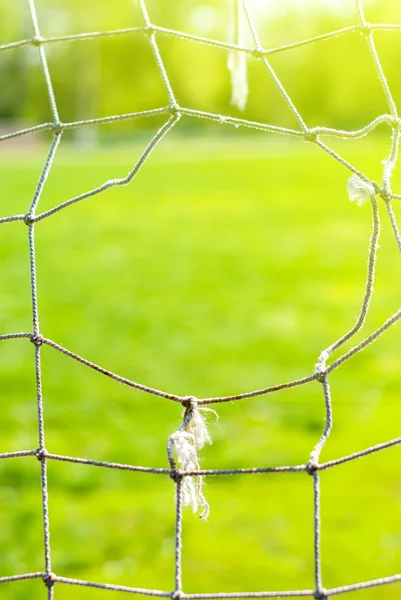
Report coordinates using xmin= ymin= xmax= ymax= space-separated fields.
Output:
xmin=172 ymin=590 xmax=183 ymax=600
xmin=180 ymin=395 xmax=197 ymax=414
xmin=315 ymin=370 xmax=327 ymax=384
xmin=32 ymin=35 xmax=44 ymax=47
xmin=52 ymin=122 xmax=63 ymax=136
xmin=24 ymin=213 xmax=35 ymax=226
xmin=306 ymin=459 xmax=319 ymax=475
xmin=379 ymin=189 xmax=392 ymax=203
xmin=169 ymin=463 xmax=184 ymax=484
xmin=360 ymin=23 xmax=372 ymax=36
xmin=304 ymin=130 xmax=317 ymax=143
xmin=313 ymin=590 xmax=328 ymax=600
xmin=30 ymin=334 xmax=44 ymax=347
xmin=43 ymin=572 xmax=56 ymax=588
xmin=36 ymin=447 xmax=48 ymax=461
xmin=169 ymin=103 xmax=181 ymax=117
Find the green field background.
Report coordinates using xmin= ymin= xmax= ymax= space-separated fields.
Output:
xmin=0 ymin=134 xmax=400 ymax=598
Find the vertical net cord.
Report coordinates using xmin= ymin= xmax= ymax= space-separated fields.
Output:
xmin=167 ymin=422 xmax=184 ymax=598
xmin=174 ymin=478 xmax=184 ymax=598
xmin=309 ymin=376 xmax=332 ymax=600
xmin=136 ymin=4 xmax=185 ymax=595
xmin=28 ymin=1 xmax=61 ymax=595
xmin=137 ymin=0 xmax=178 ymax=110
xmin=238 ymin=4 xmax=331 ymax=596
xmin=356 ymin=0 xmax=401 ymax=252
xmin=312 ymin=473 xmax=324 ymax=600
xmin=228 ymin=0 xmax=248 ymax=111
xmin=309 ymin=377 xmax=333 ymax=468
xmin=28 ymin=0 xmax=60 ymax=126
xmin=315 ymin=195 xmax=380 ymax=374
xmin=240 ymin=0 xmax=308 ymax=133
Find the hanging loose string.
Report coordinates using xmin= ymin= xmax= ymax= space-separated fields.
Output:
xmin=228 ymin=0 xmax=248 ymax=111
xmin=167 ymin=399 xmax=217 ymax=520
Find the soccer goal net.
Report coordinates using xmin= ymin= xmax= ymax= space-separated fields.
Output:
xmin=0 ymin=0 xmax=401 ymax=599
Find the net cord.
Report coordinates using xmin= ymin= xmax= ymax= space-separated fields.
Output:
xmin=0 ymin=0 xmax=400 ymax=597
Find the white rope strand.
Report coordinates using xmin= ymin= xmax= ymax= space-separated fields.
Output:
xmin=228 ymin=0 xmax=248 ymax=110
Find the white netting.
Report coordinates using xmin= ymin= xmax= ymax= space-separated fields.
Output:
xmin=1 ymin=0 xmax=401 ymax=598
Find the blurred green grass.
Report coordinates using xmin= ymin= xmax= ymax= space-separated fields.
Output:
xmin=0 ymin=135 xmax=401 ymax=599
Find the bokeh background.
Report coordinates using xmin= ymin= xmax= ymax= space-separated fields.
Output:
xmin=1 ymin=0 xmax=401 ymax=599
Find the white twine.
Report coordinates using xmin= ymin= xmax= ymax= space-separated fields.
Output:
xmin=228 ymin=0 xmax=248 ymax=111
xmin=170 ymin=401 xmax=217 ymax=520
xmin=347 ymin=174 xmax=375 ymax=206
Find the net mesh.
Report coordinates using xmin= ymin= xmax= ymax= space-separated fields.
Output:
xmin=1 ymin=0 xmax=401 ymax=598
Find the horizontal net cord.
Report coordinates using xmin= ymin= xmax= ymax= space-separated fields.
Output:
xmin=39 ymin=336 xmax=183 ymax=402
xmin=1 ymin=308 xmax=401 ymax=402
xmin=43 ymin=452 xmax=171 ymax=474
xmin=0 ymin=450 xmax=37 ymax=459
xmin=179 ymin=593 xmax=313 ymax=599
xmin=0 ymin=573 xmax=45 ymax=584
xmin=3 ymin=112 xmax=401 ymax=219
xmin=0 ymin=332 xmax=32 ymax=340
xmin=327 ymin=574 xmax=401 ymax=596
xmin=51 ymin=576 xmax=171 ymax=596
xmin=0 ymin=214 xmax=26 ymax=224
xmin=2 ymin=119 xmax=401 ymax=214
xmin=0 ymin=333 xmax=318 ymax=402
xmin=1 ymin=433 xmax=401 ymax=475
xmin=2 ymin=110 xmax=401 ymax=146
xmin=2 ymin=21 xmax=401 ymax=59
xmin=1 ymin=573 xmax=401 ymax=598
xmin=0 ymin=107 xmax=304 ymax=144
xmin=0 ymin=107 xmax=169 ymax=142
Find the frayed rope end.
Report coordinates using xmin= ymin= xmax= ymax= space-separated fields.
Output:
xmin=347 ymin=174 xmax=375 ymax=207
xmin=228 ymin=51 xmax=248 ymax=111
xmin=227 ymin=0 xmax=248 ymax=111
xmin=169 ymin=401 xmax=218 ymax=520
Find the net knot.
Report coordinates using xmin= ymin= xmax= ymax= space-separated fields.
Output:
xmin=52 ymin=122 xmax=63 ymax=136
xmin=169 ymin=103 xmax=181 ymax=117
xmin=32 ymin=35 xmax=44 ymax=47
xmin=172 ymin=590 xmax=182 ymax=600
xmin=390 ymin=116 xmax=401 ymax=130
xmin=304 ymin=130 xmax=317 ymax=143
xmin=360 ymin=23 xmax=372 ymax=37
xmin=306 ymin=459 xmax=319 ymax=475
xmin=379 ymin=189 xmax=391 ymax=202
xmin=36 ymin=447 xmax=48 ymax=461
xmin=181 ymin=395 xmax=197 ymax=411
xmin=313 ymin=590 xmax=328 ymax=600
xmin=24 ymin=213 xmax=35 ymax=226
xmin=315 ymin=370 xmax=327 ymax=384
xmin=43 ymin=572 xmax=56 ymax=588
xmin=30 ymin=334 xmax=44 ymax=347
xmin=169 ymin=467 xmax=184 ymax=484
